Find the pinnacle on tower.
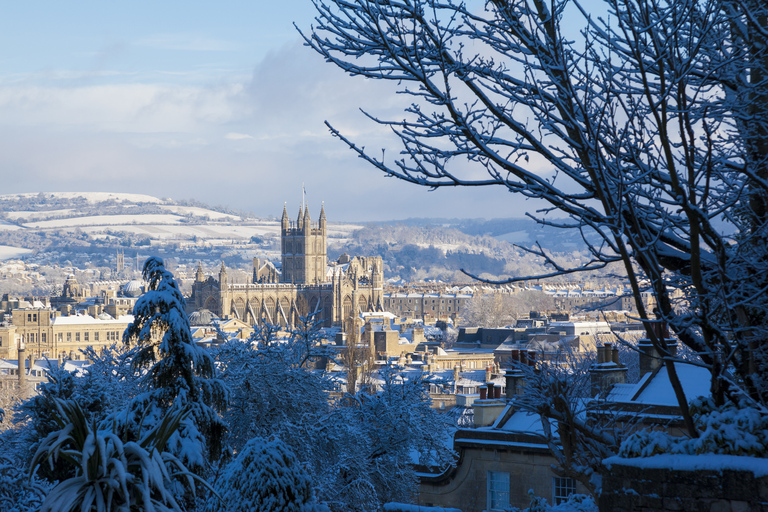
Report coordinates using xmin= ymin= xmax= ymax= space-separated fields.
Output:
xmin=319 ymin=203 xmax=327 ymax=231
xmin=281 ymin=203 xmax=289 ymax=230
xmin=297 ymin=206 xmax=304 ymax=230
xmin=304 ymin=205 xmax=311 ymax=231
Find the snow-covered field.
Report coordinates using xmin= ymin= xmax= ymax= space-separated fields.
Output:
xmin=0 ymin=220 xmax=23 ymax=231
xmin=6 ymin=209 xmax=76 ymax=221
xmin=158 ymin=205 xmax=241 ymax=221
xmin=0 ymin=192 xmax=163 ymax=204
xmin=77 ymin=223 xmax=282 ymax=240
xmin=24 ymin=214 xmax=185 ymax=229
xmin=0 ymin=245 xmax=33 ymax=260
xmin=0 ymin=192 xmax=364 ymax=251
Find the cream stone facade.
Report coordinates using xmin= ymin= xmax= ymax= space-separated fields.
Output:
xmin=383 ymin=292 xmax=472 ymax=322
xmin=0 ymin=308 xmax=132 ymax=360
xmin=187 ymin=205 xmax=384 ymax=330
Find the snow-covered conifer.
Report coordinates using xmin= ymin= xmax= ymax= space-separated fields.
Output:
xmin=124 ymin=256 xmax=227 ymax=465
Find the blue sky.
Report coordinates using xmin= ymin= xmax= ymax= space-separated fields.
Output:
xmin=0 ymin=1 xmax=550 ymax=221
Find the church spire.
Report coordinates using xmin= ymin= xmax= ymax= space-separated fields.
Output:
xmin=319 ymin=203 xmax=326 ymax=232
xmin=281 ymin=203 xmax=289 ymax=230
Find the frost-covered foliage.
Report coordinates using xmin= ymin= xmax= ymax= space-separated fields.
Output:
xmin=507 ymin=491 xmax=598 ymax=512
xmin=214 ymin=335 xmax=333 ymax=454
xmin=303 ymin=0 xmax=768 ymax=419
xmin=295 ymin=367 xmax=457 ymax=510
xmin=13 ymin=345 xmax=142 ymax=479
xmin=215 ymin=323 xmax=456 ymax=512
xmin=0 ymin=451 xmax=51 ymax=512
xmin=619 ymin=397 xmax=768 ymax=458
xmin=31 ymin=399 xmax=199 ymax=512
xmin=215 ymin=437 xmax=323 ymax=512
xmin=511 ymin=356 xmax=624 ymax=495
xmin=124 ymin=256 xmax=227 ymax=465
xmin=462 ymin=291 xmax=555 ymax=328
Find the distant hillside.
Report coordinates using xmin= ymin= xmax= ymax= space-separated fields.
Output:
xmin=0 ymin=192 xmax=361 ymax=271
xmin=0 ymin=193 xmax=625 ymax=287
xmin=370 ymin=217 xmax=604 ymax=253
xmin=330 ymin=223 xmax=626 ymax=284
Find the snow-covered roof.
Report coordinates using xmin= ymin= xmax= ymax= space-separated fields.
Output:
xmin=607 ymin=362 xmax=711 ymax=406
xmin=52 ymin=314 xmax=134 ymax=326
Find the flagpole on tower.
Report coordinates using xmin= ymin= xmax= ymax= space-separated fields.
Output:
xmin=302 ymin=183 xmax=306 ymax=211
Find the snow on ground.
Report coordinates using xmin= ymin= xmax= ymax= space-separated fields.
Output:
xmin=24 ymin=214 xmax=185 ymax=229
xmin=6 ymin=209 xmax=76 ymax=221
xmin=0 ymin=246 xmax=33 ymax=260
xmin=0 ymin=192 xmax=163 ymax=204
xmin=0 ymin=220 xmax=23 ymax=231
xmin=158 ymin=204 xmax=241 ymax=221
xmin=77 ymin=223 xmax=280 ymax=240
xmin=604 ymin=454 xmax=768 ymax=477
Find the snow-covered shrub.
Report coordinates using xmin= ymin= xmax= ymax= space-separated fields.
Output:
xmin=619 ymin=397 xmax=768 ymax=458
xmin=13 ymin=344 xmax=142 ymax=481
xmin=506 ymin=491 xmax=598 ymax=512
xmin=216 ymin=436 xmax=321 ymax=512
xmin=31 ymin=398 xmax=199 ymax=512
xmin=0 ymin=451 xmax=51 ymax=512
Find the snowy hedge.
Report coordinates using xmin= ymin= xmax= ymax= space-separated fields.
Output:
xmin=619 ymin=397 xmax=768 ymax=458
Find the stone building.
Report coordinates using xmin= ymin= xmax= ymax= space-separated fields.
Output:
xmin=383 ymin=292 xmax=472 ymax=322
xmin=0 ymin=308 xmax=133 ymax=360
xmin=187 ymin=205 xmax=384 ymax=330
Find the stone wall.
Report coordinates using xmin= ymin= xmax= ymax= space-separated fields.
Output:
xmin=600 ymin=457 xmax=768 ymax=512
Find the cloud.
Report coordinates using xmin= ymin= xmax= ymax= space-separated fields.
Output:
xmin=134 ymin=34 xmax=241 ymax=52
xmin=224 ymin=132 xmax=254 ymax=140
xmin=0 ymin=38 xmax=548 ymax=221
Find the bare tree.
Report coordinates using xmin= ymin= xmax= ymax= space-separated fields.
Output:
xmin=462 ymin=290 xmax=555 ymax=327
xmin=301 ymin=0 xmax=768 ymax=430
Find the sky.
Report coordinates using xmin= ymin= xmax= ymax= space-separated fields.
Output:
xmin=0 ymin=1 xmax=558 ymax=222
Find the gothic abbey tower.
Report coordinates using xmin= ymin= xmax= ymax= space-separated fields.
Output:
xmin=281 ymin=204 xmax=328 ymax=285
xmin=187 ymin=203 xmax=384 ymax=330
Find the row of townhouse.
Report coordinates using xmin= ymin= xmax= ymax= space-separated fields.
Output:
xmin=383 ymin=292 xmax=473 ymax=321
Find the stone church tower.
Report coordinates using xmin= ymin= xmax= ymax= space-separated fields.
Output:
xmin=187 ymin=203 xmax=383 ymax=329
xmin=280 ymin=204 xmax=327 ymax=284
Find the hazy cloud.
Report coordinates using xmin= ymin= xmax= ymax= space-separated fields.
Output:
xmin=0 ymin=38 xmax=548 ymax=221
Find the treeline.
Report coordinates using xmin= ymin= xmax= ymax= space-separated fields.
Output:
xmin=330 ymin=224 xmax=626 ymax=283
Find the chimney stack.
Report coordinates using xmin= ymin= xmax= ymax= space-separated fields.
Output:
xmin=590 ymin=342 xmax=628 ymax=397
xmin=638 ymin=323 xmax=678 ymax=377
xmin=17 ymin=339 xmax=26 ymax=393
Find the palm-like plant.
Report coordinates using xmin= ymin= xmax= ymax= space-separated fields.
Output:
xmin=30 ymin=398 xmax=201 ymax=512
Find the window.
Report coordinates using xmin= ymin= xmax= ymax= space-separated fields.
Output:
xmin=84 ymin=332 xmax=89 ymax=342
xmin=58 ymin=333 xmax=63 ymax=342
xmin=487 ymin=471 xmax=509 ymax=511
xmin=94 ymin=332 xmax=99 ymax=342
xmin=41 ymin=333 xmax=46 ymax=343
xmin=553 ymin=477 xmax=576 ymax=505
xmin=76 ymin=332 xmax=80 ymax=342
xmin=67 ymin=332 xmax=72 ymax=342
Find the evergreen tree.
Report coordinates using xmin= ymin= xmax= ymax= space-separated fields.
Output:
xmin=124 ymin=256 xmax=227 ymax=465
